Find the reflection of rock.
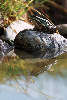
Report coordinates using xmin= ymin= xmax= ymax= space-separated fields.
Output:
xmin=14 ymin=48 xmax=34 ymax=59
xmin=5 ymin=20 xmax=34 ymax=41
xmin=14 ymin=29 xmax=67 ymax=58
xmin=14 ymin=48 xmax=56 ymax=75
xmin=30 ymin=59 xmax=56 ymax=75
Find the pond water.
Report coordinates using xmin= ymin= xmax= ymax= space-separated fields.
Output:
xmin=0 ymin=49 xmax=67 ymax=100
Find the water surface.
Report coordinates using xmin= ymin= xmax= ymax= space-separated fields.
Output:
xmin=0 ymin=50 xmax=67 ymax=100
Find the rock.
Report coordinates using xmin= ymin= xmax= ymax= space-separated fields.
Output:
xmin=14 ymin=29 xmax=67 ymax=58
xmin=14 ymin=29 xmax=53 ymax=52
xmin=57 ymin=24 xmax=67 ymax=37
xmin=5 ymin=20 xmax=34 ymax=41
xmin=0 ymin=39 xmax=13 ymax=57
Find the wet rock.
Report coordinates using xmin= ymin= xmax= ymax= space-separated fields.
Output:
xmin=0 ymin=39 xmax=13 ymax=57
xmin=14 ymin=29 xmax=53 ymax=52
xmin=57 ymin=24 xmax=67 ymax=37
xmin=5 ymin=20 xmax=34 ymax=41
xmin=14 ymin=29 xmax=67 ymax=58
